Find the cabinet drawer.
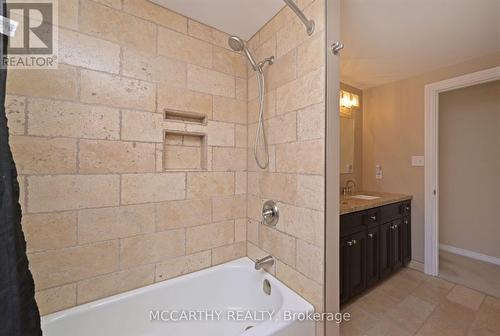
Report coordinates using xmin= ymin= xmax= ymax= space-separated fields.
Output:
xmin=380 ymin=202 xmax=403 ymax=223
xmin=340 ymin=212 xmax=364 ymax=237
xmin=363 ymin=208 xmax=380 ymax=227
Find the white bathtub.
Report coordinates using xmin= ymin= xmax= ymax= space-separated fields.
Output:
xmin=41 ymin=258 xmax=315 ymax=336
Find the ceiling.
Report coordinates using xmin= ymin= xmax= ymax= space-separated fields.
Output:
xmin=152 ymin=0 xmax=499 ymax=89
xmin=341 ymin=0 xmax=500 ymax=89
xmin=151 ymin=0 xmax=285 ymax=40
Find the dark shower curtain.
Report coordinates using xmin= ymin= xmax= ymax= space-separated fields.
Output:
xmin=0 ymin=1 xmax=42 ymax=335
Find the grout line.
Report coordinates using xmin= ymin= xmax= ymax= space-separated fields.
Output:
xmin=118 ymin=109 xmax=123 ymax=141
xmin=118 ymin=46 xmax=124 ymax=76
xmin=75 ymin=138 xmax=80 ymax=173
xmin=412 ymin=302 xmax=439 ymax=335
xmin=76 ymin=68 xmax=82 ymax=101
xmin=75 ymin=210 xmax=79 ymax=245
xmin=118 ymin=173 xmax=122 ymax=206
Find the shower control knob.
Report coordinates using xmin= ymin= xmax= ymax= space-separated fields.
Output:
xmin=331 ymin=41 xmax=344 ymax=55
xmin=261 ymin=200 xmax=279 ymax=227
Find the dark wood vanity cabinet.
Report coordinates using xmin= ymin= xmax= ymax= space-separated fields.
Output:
xmin=402 ymin=216 xmax=412 ymax=264
xmin=391 ymin=219 xmax=404 ymax=270
xmin=379 ymin=221 xmax=393 ymax=279
xmin=345 ymin=230 xmax=367 ymax=298
xmin=365 ymin=226 xmax=380 ymax=287
xmin=340 ymin=200 xmax=411 ymax=304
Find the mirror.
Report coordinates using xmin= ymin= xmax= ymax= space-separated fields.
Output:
xmin=340 ymin=116 xmax=355 ymax=174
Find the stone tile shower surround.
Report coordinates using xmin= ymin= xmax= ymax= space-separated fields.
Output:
xmin=5 ymin=0 xmax=327 ymax=329
xmin=6 ymin=0 xmax=248 ymax=315
xmin=246 ymin=0 xmax=326 ymax=325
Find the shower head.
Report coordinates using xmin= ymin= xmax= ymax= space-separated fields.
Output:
xmin=228 ymin=36 xmax=258 ymax=71
xmin=228 ymin=36 xmax=245 ymax=51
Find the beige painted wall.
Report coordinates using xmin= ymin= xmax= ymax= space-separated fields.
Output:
xmin=340 ymin=83 xmax=363 ymax=191
xmin=362 ymin=53 xmax=500 ymax=263
xmin=439 ymin=80 xmax=500 ymax=258
xmin=245 ymin=0 xmax=326 ymax=334
xmin=6 ymin=0 xmax=249 ymax=315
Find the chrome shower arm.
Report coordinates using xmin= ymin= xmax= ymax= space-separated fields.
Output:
xmin=282 ymin=0 xmax=315 ymax=35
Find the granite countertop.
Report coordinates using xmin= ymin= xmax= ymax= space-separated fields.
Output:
xmin=340 ymin=191 xmax=412 ymax=215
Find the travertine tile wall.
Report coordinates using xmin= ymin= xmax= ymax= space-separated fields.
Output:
xmin=245 ymin=1 xmax=326 ymax=335
xmin=6 ymin=0 xmax=249 ymax=315
xmin=6 ymin=0 xmax=327 ymax=324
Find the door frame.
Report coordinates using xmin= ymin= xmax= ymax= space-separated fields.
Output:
xmin=423 ymin=66 xmax=500 ymax=276
xmin=325 ymin=0 xmax=340 ymax=334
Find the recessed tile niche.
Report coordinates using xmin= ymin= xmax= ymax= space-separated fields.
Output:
xmin=163 ymin=130 xmax=207 ymax=172
xmin=165 ymin=109 xmax=207 ymax=124
xmin=163 ymin=109 xmax=208 ymax=171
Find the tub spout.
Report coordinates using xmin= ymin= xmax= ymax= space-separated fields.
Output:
xmin=254 ymin=256 xmax=274 ymax=270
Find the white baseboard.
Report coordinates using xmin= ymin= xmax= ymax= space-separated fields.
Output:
xmin=408 ymin=260 xmax=425 ymax=272
xmin=439 ymin=244 xmax=500 ymax=266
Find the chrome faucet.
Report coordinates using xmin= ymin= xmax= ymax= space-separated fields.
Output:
xmin=255 ymin=256 xmax=274 ymax=270
xmin=343 ymin=179 xmax=356 ymax=196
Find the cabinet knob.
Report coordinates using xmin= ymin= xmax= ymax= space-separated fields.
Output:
xmin=347 ymin=241 xmax=353 ymax=246
xmin=404 ymin=220 xmax=409 ymax=225
xmin=405 ymin=206 xmax=410 ymax=211
xmin=352 ymin=239 xmax=357 ymax=245
xmin=370 ymin=215 xmax=377 ymax=221
xmin=368 ymin=233 xmax=374 ymax=238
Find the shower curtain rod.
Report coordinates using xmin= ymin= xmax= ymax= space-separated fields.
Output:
xmin=282 ymin=0 xmax=315 ymax=35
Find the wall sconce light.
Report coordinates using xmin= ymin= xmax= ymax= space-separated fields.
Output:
xmin=339 ymin=90 xmax=360 ymax=109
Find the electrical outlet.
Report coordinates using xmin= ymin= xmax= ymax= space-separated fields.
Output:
xmin=375 ymin=165 xmax=383 ymax=179
xmin=412 ymin=156 xmax=425 ymax=167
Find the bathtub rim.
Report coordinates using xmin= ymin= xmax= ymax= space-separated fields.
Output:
xmin=41 ymin=257 xmax=315 ymax=335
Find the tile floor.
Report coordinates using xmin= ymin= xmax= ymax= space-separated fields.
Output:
xmin=340 ymin=267 xmax=500 ymax=336
xmin=440 ymin=250 xmax=500 ymax=299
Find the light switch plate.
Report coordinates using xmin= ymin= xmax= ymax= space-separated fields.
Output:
xmin=412 ymin=156 xmax=425 ymax=167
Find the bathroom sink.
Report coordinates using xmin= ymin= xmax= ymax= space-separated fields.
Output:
xmin=350 ymin=195 xmax=381 ymax=200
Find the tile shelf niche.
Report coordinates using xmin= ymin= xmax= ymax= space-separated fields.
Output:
xmin=164 ymin=109 xmax=207 ymax=125
xmin=163 ymin=130 xmax=207 ymax=172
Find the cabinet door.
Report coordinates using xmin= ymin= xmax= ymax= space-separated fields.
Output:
xmin=379 ymin=222 xmax=392 ymax=279
xmin=348 ymin=231 xmax=367 ymax=297
xmin=402 ymin=216 xmax=411 ymax=264
xmin=366 ymin=227 xmax=379 ymax=287
xmin=340 ymin=236 xmax=350 ymax=304
xmin=391 ymin=219 xmax=403 ymax=271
